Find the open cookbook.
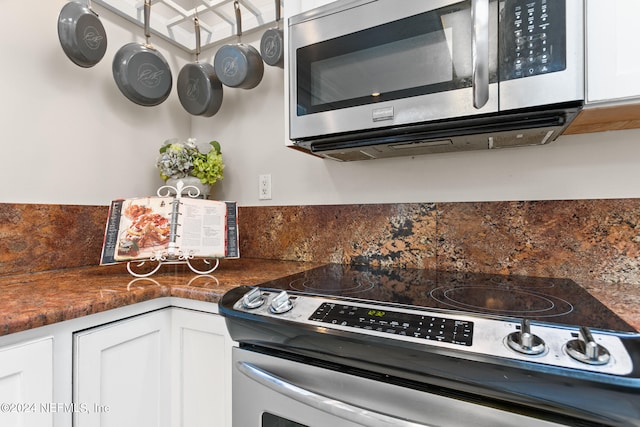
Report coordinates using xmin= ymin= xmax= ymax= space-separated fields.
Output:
xmin=100 ymin=196 xmax=238 ymax=265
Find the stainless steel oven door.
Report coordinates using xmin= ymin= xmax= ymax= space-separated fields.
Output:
xmin=232 ymin=347 xmax=566 ymax=427
xmin=288 ymin=0 xmax=500 ymax=141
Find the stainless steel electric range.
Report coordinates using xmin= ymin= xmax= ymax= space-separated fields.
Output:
xmin=220 ymin=264 xmax=640 ymax=427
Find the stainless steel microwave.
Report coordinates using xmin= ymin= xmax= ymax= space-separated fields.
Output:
xmin=287 ymin=0 xmax=584 ymax=161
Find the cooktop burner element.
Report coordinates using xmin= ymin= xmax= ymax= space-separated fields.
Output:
xmin=289 ymin=276 xmax=375 ymax=294
xmin=429 ymin=285 xmax=574 ymax=317
xmin=255 ymin=263 xmax=634 ymax=332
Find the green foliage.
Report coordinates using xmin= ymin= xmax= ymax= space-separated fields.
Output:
xmin=156 ymin=138 xmax=224 ymax=186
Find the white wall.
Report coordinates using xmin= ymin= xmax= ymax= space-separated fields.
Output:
xmin=197 ymin=62 xmax=640 ymax=206
xmin=0 ymin=0 xmax=191 ymax=205
xmin=3 ymin=0 xmax=640 ymax=207
xmin=194 ymin=24 xmax=640 ymax=206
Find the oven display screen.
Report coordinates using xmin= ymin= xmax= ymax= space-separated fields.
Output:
xmin=309 ymin=303 xmax=473 ymax=346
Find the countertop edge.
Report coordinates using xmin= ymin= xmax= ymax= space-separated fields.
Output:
xmin=0 ymin=259 xmax=323 ymax=338
xmin=0 ymin=259 xmax=638 ymax=337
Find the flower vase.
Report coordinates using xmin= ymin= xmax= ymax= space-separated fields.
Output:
xmin=166 ymin=177 xmax=211 ymax=199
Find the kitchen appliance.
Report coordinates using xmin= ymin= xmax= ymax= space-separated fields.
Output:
xmin=287 ymin=0 xmax=584 ymax=161
xmin=220 ymin=264 xmax=640 ymax=426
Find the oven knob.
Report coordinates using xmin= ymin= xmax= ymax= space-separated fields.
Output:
xmin=506 ymin=319 xmax=546 ymax=355
xmin=241 ymin=287 xmax=265 ymax=309
xmin=565 ymin=326 xmax=611 ymax=365
xmin=270 ymin=291 xmax=293 ymax=314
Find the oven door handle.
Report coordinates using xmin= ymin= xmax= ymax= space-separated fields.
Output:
xmin=237 ymin=361 xmax=431 ymax=427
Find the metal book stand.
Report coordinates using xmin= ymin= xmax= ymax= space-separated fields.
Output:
xmin=126 ymin=180 xmax=220 ymax=278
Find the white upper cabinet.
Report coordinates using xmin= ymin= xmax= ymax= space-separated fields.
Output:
xmin=284 ymin=0 xmax=337 ymax=17
xmin=586 ymin=0 xmax=640 ymax=103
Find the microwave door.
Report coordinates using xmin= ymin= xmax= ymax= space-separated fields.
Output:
xmin=288 ymin=0 xmax=499 ymax=141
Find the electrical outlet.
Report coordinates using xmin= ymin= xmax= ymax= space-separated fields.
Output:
xmin=259 ymin=174 xmax=272 ymax=200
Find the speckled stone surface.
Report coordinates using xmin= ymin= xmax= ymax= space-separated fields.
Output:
xmin=239 ymin=203 xmax=438 ymax=268
xmin=1 ymin=200 xmax=639 ymax=334
xmin=239 ymin=200 xmax=640 ymax=285
xmin=0 ymin=259 xmax=321 ymax=337
xmin=0 ymin=204 xmax=106 ymax=275
xmin=436 ymin=199 xmax=640 ymax=284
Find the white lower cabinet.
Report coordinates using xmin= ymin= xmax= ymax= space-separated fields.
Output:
xmin=73 ymin=305 xmax=232 ymax=427
xmin=171 ymin=308 xmax=233 ymax=427
xmin=73 ymin=309 xmax=172 ymax=427
xmin=0 ymin=338 xmax=54 ymax=427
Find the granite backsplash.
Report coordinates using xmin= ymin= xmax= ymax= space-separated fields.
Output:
xmin=1 ymin=200 xmax=640 ymax=286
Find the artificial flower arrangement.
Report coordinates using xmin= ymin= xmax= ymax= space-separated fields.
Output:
xmin=155 ymin=138 xmax=224 ymax=186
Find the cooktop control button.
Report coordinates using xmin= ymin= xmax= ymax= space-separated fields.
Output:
xmin=270 ymin=291 xmax=294 ymax=314
xmin=565 ymin=326 xmax=611 ymax=366
xmin=241 ymin=287 xmax=265 ymax=309
xmin=506 ymin=319 xmax=546 ymax=355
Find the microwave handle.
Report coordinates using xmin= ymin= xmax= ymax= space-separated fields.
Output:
xmin=237 ymin=361 xmax=430 ymax=427
xmin=471 ymin=0 xmax=489 ymax=109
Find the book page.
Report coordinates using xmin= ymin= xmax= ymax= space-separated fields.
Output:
xmin=113 ymin=197 xmax=174 ymax=261
xmin=176 ymin=199 xmax=227 ymax=258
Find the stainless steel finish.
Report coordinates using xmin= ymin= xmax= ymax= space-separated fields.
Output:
xmin=566 ymin=326 xmax=612 ymax=366
xmin=313 ymin=123 xmax=574 ymax=162
xmin=241 ymin=287 xmax=265 ymax=309
xmin=499 ymin=0 xmax=584 ymax=110
xmin=232 ymin=290 xmax=634 ymax=376
xmin=269 ymin=290 xmax=293 ymax=314
xmin=472 ymin=0 xmax=490 ymax=108
xmin=507 ymin=319 xmax=546 ymax=355
xmin=288 ymin=0 xmax=584 ymax=161
xmin=233 ymin=347 xmax=567 ymax=427
xmin=237 ymin=361 xmax=429 ymax=427
xmin=288 ymin=0 xmax=500 ymax=140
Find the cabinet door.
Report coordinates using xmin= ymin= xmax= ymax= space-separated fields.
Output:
xmin=587 ymin=0 xmax=640 ymax=103
xmin=0 ymin=338 xmax=53 ymax=427
xmin=171 ymin=308 xmax=234 ymax=427
xmin=73 ymin=310 xmax=171 ymax=427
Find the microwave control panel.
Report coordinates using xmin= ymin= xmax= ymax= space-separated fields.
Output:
xmin=500 ymin=0 xmax=566 ymax=80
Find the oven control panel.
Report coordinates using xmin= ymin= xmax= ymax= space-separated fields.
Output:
xmin=310 ymin=302 xmax=474 ymax=347
xmin=231 ymin=289 xmax=635 ymax=376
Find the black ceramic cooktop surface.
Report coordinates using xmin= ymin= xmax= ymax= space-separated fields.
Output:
xmin=256 ymin=264 xmax=635 ymax=333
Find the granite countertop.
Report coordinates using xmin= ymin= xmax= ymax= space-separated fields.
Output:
xmin=0 ymin=258 xmax=322 ymax=337
xmin=0 ymin=258 xmax=638 ymax=337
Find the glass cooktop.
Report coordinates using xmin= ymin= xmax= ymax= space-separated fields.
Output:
xmin=255 ymin=264 xmax=635 ymax=333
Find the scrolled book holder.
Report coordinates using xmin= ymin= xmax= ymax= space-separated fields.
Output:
xmin=101 ymin=179 xmax=238 ymax=276
xmin=126 ymin=180 xmax=220 ymax=277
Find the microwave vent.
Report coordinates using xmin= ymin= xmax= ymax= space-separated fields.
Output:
xmin=296 ymin=103 xmax=582 ymax=161
xmin=325 ymin=151 xmax=376 ymax=162
xmin=390 ymin=139 xmax=453 ymax=150
xmin=489 ymin=129 xmax=556 ymax=149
